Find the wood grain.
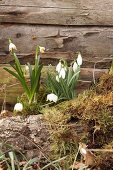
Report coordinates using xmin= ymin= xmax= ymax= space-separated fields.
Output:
xmin=1 ymin=0 xmax=113 ymax=9
xmin=0 ymin=24 xmax=113 ymax=66
xmin=1 ymin=0 xmax=79 ymax=8
xmin=0 ymin=3 xmax=113 ymax=25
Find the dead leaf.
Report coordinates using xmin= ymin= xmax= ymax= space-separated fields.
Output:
xmin=79 ymin=143 xmax=96 ymax=167
xmin=70 ymin=161 xmax=87 ymax=170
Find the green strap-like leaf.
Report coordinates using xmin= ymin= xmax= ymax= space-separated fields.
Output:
xmin=27 ymin=63 xmax=34 ymax=88
xmin=23 ymin=157 xmax=38 ymax=170
xmin=4 ymin=67 xmax=30 ymax=98
xmin=68 ymin=71 xmax=80 ymax=87
xmin=13 ymin=53 xmax=23 ymax=77
xmin=9 ymin=151 xmax=15 ymax=170
xmin=29 ymin=65 xmax=42 ymax=102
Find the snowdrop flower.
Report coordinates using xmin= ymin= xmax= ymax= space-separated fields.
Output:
xmin=47 ymin=93 xmax=58 ymax=103
xmin=56 ymin=75 xmax=59 ymax=82
xmin=80 ymin=148 xmax=87 ymax=155
xmin=59 ymin=68 xmax=66 ymax=79
xmin=25 ymin=65 xmax=29 ymax=71
xmin=9 ymin=42 xmax=17 ymax=52
xmin=73 ymin=61 xmax=78 ymax=72
xmin=39 ymin=46 xmax=45 ymax=53
xmin=24 ymin=65 xmax=30 ymax=78
xmin=77 ymin=52 xmax=82 ymax=66
xmin=14 ymin=103 xmax=23 ymax=112
xmin=56 ymin=62 xmax=62 ymax=73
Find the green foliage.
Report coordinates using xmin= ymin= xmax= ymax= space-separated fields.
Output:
xmin=0 ymin=142 xmax=68 ymax=170
xmin=0 ymin=150 xmax=38 ymax=170
xmin=47 ymin=59 xmax=81 ymax=101
xmin=4 ymin=40 xmax=42 ymax=104
xmin=18 ymin=85 xmax=47 ymax=115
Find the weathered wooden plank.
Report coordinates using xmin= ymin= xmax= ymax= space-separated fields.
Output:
xmin=0 ymin=0 xmax=79 ymax=8
xmin=0 ymin=0 xmax=113 ymax=10
xmin=0 ymin=5 xmax=113 ymax=25
xmin=0 ymin=53 xmax=111 ymax=69
xmin=0 ymin=24 xmax=113 ymax=66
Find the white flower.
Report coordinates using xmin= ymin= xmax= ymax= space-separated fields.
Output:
xmin=73 ymin=61 xmax=78 ymax=72
xmin=77 ymin=52 xmax=82 ymax=66
xmin=56 ymin=62 xmax=62 ymax=73
xmin=80 ymin=148 xmax=87 ymax=155
xmin=9 ymin=42 xmax=17 ymax=52
xmin=59 ymin=68 xmax=66 ymax=79
xmin=47 ymin=93 xmax=58 ymax=103
xmin=25 ymin=65 xmax=29 ymax=71
xmin=24 ymin=65 xmax=30 ymax=77
xmin=39 ymin=46 xmax=45 ymax=53
xmin=56 ymin=75 xmax=59 ymax=82
xmin=14 ymin=103 xmax=23 ymax=112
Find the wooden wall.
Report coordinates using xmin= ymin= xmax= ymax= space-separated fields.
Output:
xmin=0 ymin=0 xmax=113 ymax=67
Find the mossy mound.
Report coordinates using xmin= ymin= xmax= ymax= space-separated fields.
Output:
xmin=43 ymin=73 xmax=113 ymax=168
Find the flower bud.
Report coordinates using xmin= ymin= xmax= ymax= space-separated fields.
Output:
xmin=73 ymin=61 xmax=78 ymax=72
xmin=77 ymin=52 xmax=82 ymax=66
xmin=56 ymin=75 xmax=59 ymax=82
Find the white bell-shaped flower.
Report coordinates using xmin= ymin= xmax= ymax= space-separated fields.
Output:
xmin=56 ymin=75 xmax=59 ymax=82
xmin=56 ymin=62 xmax=62 ymax=73
xmin=25 ymin=65 xmax=29 ymax=71
xmin=9 ymin=42 xmax=17 ymax=52
xmin=24 ymin=65 xmax=30 ymax=78
xmin=59 ymin=68 xmax=66 ymax=79
xmin=80 ymin=148 xmax=87 ymax=155
xmin=77 ymin=52 xmax=82 ymax=66
xmin=47 ymin=93 xmax=58 ymax=103
xmin=73 ymin=61 xmax=78 ymax=72
xmin=39 ymin=46 xmax=45 ymax=53
xmin=14 ymin=103 xmax=23 ymax=112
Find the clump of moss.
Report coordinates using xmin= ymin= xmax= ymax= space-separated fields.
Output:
xmin=96 ymin=73 xmax=113 ymax=94
xmin=43 ymin=106 xmax=80 ymax=162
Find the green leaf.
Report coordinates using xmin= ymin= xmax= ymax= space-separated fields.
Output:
xmin=9 ymin=151 xmax=15 ymax=170
xmin=41 ymin=156 xmax=67 ymax=170
xmin=23 ymin=157 xmax=38 ymax=170
xmin=35 ymin=46 xmax=40 ymax=60
xmin=4 ymin=67 xmax=30 ymax=98
xmin=13 ymin=53 xmax=23 ymax=77
xmin=30 ymin=65 xmax=42 ymax=102
xmin=68 ymin=71 xmax=80 ymax=87
xmin=27 ymin=63 xmax=34 ymax=88
xmin=47 ymin=73 xmax=59 ymax=95
xmin=67 ymin=66 xmax=73 ymax=84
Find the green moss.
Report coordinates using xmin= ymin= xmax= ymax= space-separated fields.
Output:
xmin=43 ymin=73 xmax=113 ymax=164
xmin=18 ymin=85 xmax=47 ymax=115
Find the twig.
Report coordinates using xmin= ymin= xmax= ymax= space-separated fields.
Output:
xmin=87 ymin=149 xmax=113 ymax=152
xmin=72 ymin=147 xmax=80 ymax=170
